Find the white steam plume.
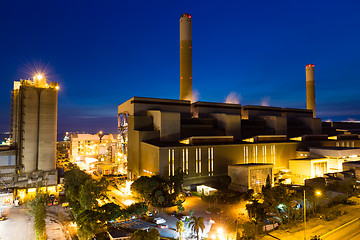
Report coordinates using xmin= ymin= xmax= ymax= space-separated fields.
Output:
xmin=225 ymin=92 xmax=241 ymax=104
xmin=261 ymin=96 xmax=271 ymax=106
xmin=192 ymin=89 xmax=200 ymax=103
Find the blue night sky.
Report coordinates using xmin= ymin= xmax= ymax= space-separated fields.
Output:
xmin=1 ymin=0 xmax=360 ymax=135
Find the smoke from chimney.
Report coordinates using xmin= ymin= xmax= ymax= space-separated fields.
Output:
xmin=261 ymin=96 xmax=271 ymax=106
xmin=225 ymin=92 xmax=241 ymax=104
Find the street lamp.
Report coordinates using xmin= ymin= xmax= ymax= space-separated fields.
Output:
xmin=304 ymin=189 xmax=322 ymax=240
xmin=98 ymin=131 xmax=104 ymax=143
xmin=304 ymin=189 xmax=306 ymax=240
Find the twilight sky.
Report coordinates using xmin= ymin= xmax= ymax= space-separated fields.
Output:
xmin=1 ymin=0 xmax=360 ymax=135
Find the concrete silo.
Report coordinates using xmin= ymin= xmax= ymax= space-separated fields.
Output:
xmin=11 ymin=76 xmax=58 ymax=174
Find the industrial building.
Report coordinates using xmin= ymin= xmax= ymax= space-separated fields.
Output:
xmin=0 ymin=75 xmax=58 ymax=188
xmin=69 ymin=133 xmax=126 ymax=174
xmin=117 ymin=13 xmax=360 ymax=192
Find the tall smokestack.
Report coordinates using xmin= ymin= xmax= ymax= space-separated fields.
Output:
xmin=306 ymin=64 xmax=316 ymax=118
xmin=180 ymin=13 xmax=192 ymax=102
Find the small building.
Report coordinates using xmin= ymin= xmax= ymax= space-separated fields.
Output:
xmin=196 ymin=185 xmax=217 ymax=196
xmin=228 ymin=163 xmax=273 ymax=193
xmin=342 ymin=161 xmax=360 ymax=183
xmin=290 ymin=147 xmax=360 ymax=184
xmin=108 ymin=228 xmax=132 ymax=240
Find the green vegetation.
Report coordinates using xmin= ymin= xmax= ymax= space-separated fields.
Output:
xmin=27 ymin=192 xmax=48 ymax=240
xmin=189 ymin=216 xmax=205 ymax=240
xmin=130 ymin=168 xmax=185 ymax=207
xmin=64 ymin=163 xmax=148 ymax=239
xmin=176 ymin=220 xmax=185 ymax=240
xmin=131 ymin=228 xmax=160 ymax=240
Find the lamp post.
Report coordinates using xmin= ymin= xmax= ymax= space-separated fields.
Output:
xmin=304 ymin=189 xmax=306 ymax=240
xmin=304 ymin=190 xmax=322 ymax=240
xmin=98 ymin=131 xmax=104 ymax=143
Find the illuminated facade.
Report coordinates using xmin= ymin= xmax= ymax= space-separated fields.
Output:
xmin=70 ymin=133 xmax=126 ymax=174
xmin=117 ymin=97 xmax=360 ymax=188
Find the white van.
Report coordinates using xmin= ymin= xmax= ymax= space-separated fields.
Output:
xmin=153 ymin=217 xmax=166 ymax=224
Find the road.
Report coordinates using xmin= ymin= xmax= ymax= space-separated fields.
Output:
xmin=321 ymin=218 xmax=360 ymax=240
xmin=0 ymin=206 xmax=35 ymax=240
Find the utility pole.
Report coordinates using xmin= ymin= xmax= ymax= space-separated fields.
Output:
xmin=304 ymin=189 xmax=306 ymax=240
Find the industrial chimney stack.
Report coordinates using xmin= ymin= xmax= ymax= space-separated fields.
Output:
xmin=306 ymin=64 xmax=316 ymax=118
xmin=180 ymin=13 xmax=193 ymax=102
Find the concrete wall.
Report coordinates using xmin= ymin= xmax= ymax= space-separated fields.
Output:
xmin=211 ymin=113 xmax=241 ymax=140
xmin=22 ymin=87 xmax=39 ymax=172
xmin=193 ymin=101 xmax=242 ymax=118
xmin=147 ymin=111 xmax=181 ymax=142
xmin=38 ymin=88 xmax=57 ymax=171
xmin=118 ymin=97 xmax=191 ymax=117
xmin=140 ymin=142 xmax=160 ymax=176
xmin=261 ymin=116 xmax=287 ymax=135
xmin=242 ymin=105 xmax=283 ymax=120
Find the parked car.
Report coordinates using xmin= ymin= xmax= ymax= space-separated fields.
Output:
xmin=183 ymin=189 xmax=192 ymax=197
xmin=153 ymin=217 xmax=166 ymax=224
xmin=157 ymin=224 xmax=168 ymax=229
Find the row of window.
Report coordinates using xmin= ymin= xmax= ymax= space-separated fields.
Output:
xmin=168 ymin=145 xmax=277 ymax=176
xmin=336 ymin=141 xmax=355 ymax=147
xmin=244 ymin=145 xmax=276 ymax=164
xmin=169 ymin=147 xmax=214 ymax=176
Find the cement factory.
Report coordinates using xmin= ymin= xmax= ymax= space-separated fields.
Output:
xmin=1 ymin=12 xmax=360 ymax=199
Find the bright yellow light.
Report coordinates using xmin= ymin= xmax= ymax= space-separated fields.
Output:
xmin=19 ymin=190 xmax=26 ymax=199
xmin=316 ymin=191 xmax=322 ymax=196
xmin=28 ymin=188 xmax=36 ymax=193
xmin=55 ymin=85 xmax=59 ymax=90
xmin=217 ymin=227 xmax=224 ymax=235
xmin=36 ymin=74 xmax=43 ymax=80
xmin=124 ymin=199 xmax=135 ymax=206
xmin=47 ymin=186 xmax=56 ymax=193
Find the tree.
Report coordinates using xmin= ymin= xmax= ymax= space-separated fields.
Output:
xmin=131 ymin=176 xmax=159 ymax=203
xmin=189 ymin=216 xmax=205 ymax=240
xmin=28 ymin=192 xmax=48 ymax=240
xmin=126 ymin=202 xmax=148 ymax=218
xmin=131 ymin=228 xmax=160 ymax=240
xmin=176 ymin=200 xmax=185 ymax=214
xmin=176 ymin=220 xmax=185 ymax=240
xmin=241 ymin=221 xmax=259 ymax=240
xmin=63 ymin=164 xmax=111 ymax=238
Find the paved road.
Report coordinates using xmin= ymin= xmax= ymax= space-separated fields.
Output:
xmin=0 ymin=206 xmax=35 ymax=240
xmin=321 ymin=218 xmax=360 ymax=240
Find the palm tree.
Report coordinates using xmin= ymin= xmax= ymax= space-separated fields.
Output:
xmin=189 ymin=216 xmax=205 ymax=240
xmin=176 ymin=220 xmax=185 ymax=240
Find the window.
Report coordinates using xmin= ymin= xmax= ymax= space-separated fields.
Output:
xmin=244 ymin=146 xmax=249 ymax=164
xmin=186 ymin=148 xmax=189 ymax=174
xmin=183 ymin=148 xmax=189 ymax=174
xmin=253 ymin=146 xmax=258 ymax=163
xmin=199 ymin=148 xmax=202 ymax=174
xmin=182 ymin=149 xmax=185 ymax=172
xmin=208 ymin=147 xmax=214 ymax=176
xmin=271 ymin=145 xmax=276 ymax=165
xmin=195 ymin=148 xmax=202 ymax=174
xmin=169 ymin=149 xmax=175 ymax=176
xmin=263 ymin=146 xmax=267 ymax=163
xmin=169 ymin=149 xmax=171 ymax=176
